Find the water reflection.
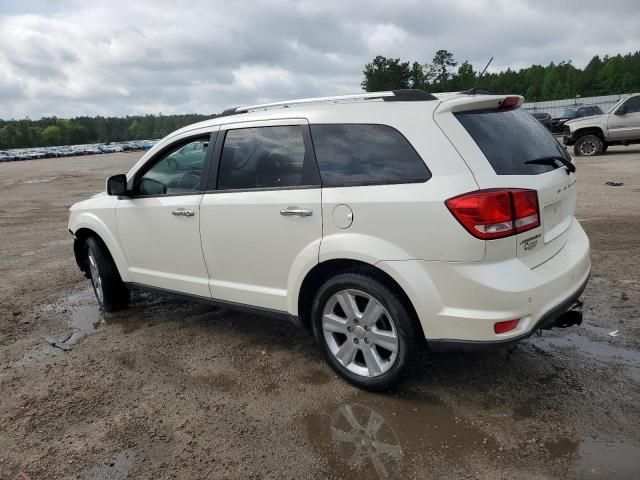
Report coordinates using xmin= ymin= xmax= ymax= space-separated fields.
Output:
xmin=303 ymin=392 xmax=499 ymax=479
xmin=329 ymin=403 xmax=403 ymax=479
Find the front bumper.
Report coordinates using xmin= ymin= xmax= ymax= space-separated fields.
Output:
xmin=563 ymin=133 xmax=575 ymax=146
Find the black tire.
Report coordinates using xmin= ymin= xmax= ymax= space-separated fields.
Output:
xmin=602 ymin=143 xmax=609 ymax=153
xmin=311 ymin=272 xmax=420 ymax=391
xmin=85 ymin=236 xmax=130 ymax=312
xmin=574 ymin=135 xmax=603 ymax=157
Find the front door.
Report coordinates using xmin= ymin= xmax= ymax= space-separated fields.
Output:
xmin=199 ymin=120 xmax=322 ymax=312
xmin=116 ymin=132 xmax=217 ymax=297
xmin=608 ymin=96 xmax=640 ymax=140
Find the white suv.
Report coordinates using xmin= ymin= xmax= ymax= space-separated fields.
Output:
xmin=68 ymin=90 xmax=591 ymax=390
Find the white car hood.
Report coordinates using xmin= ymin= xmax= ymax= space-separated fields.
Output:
xmin=69 ymin=191 xmax=108 ymax=211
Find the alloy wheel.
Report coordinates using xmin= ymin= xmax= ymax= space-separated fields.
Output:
xmin=322 ymin=289 xmax=399 ymax=378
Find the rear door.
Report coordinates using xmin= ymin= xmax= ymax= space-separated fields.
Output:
xmin=199 ymin=119 xmax=322 ymax=312
xmin=435 ymin=97 xmax=577 ymax=267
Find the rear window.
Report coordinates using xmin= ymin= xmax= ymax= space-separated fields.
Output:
xmin=455 ymin=108 xmax=571 ymax=175
xmin=310 ymin=124 xmax=430 ymax=186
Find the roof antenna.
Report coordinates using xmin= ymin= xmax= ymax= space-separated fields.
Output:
xmin=467 ymin=56 xmax=493 ymax=94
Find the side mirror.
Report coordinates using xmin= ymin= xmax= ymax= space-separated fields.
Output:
xmin=615 ymin=105 xmax=627 ymax=116
xmin=106 ymin=174 xmax=128 ymax=196
xmin=139 ymin=177 xmax=166 ymax=195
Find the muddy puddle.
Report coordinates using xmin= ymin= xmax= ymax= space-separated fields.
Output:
xmin=569 ymin=437 xmax=640 ymax=479
xmin=22 ymin=274 xmax=227 ymax=356
xmin=50 ymin=285 xmax=199 ymax=336
xmin=301 ymin=384 xmax=640 ymax=479
xmin=532 ymin=324 xmax=640 ymax=380
xmin=302 ymin=392 xmax=500 ymax=479
xmin=57 ymin=287 xmax=105 ymax=335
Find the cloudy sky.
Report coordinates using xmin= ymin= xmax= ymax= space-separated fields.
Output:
xmin=0 ymin=0 xmax=637 ymax=119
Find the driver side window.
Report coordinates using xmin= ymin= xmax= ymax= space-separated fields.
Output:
xmin=137 ymin=137 xmax=210 ymax=195
xmin=623 ymin=96 xmax=640 ymax=114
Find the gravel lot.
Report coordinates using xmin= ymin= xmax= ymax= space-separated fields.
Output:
xmin=1 ymin=147 xmax=639 ymax=479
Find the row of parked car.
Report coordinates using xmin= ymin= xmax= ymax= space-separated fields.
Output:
xmin=530 ymin=105 xmax=604 ymax=133
xmin=0 ymin=140 xmax=157 ymax=162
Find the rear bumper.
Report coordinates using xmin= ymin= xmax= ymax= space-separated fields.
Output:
xmin=379 ymin=219 xmax=591 ymax=345
xmin=427 ymin=272 xmax=588 ymax=352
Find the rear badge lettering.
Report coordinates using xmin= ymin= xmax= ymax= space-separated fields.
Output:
xmin=556 ymin=178 xmax=577 ymax=196
xmin=520 ymin=233 xmax=541 ymax=252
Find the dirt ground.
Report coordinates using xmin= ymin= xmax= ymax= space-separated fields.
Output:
xmin=1 ymin=146 xmax=639 ymax=480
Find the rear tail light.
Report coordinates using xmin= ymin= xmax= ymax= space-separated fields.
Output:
xmin=494 ymin=319 xmax=519 ymax=334
xmin=498 ymin=96 xmax=520 ymax=111
xmin=446 ymin=189 xmax=540 ymax=240
xmin=511 ymin=189 xmax=540 ymax=233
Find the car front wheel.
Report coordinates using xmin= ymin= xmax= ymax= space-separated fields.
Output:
xmin=85 ymin=236 xmax=130 ymax=312
xmin=311 ymin=272 xmax=420 ymax=391
xmin=574 ymin=135 xmax=603 ymax=157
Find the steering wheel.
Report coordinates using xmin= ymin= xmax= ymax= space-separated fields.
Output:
xmin=176 ymin=171 xmax=201 ymax=190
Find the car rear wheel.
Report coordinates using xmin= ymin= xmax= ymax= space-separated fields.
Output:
xmin=85 ymin=236 xmax=130 ymax=312
xmin=574 ymin=135 xmax=603 ymax=157
xmin=311 ymin=273 xmax=420 ymax=391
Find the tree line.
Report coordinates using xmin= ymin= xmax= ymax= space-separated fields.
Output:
xmin=0 ymin=114 xmax=213 ymax=150
xmin=362 ymin=50 xmax=640 ymax=101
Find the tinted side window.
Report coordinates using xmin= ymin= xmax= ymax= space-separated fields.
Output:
xmin=623 ymin=96 xmax=640 ymax=113
xmin=310 ymin=124 xmax=430 ymax=187
xmin=455 ymin=108 xmax=570 ymax=175
xmin=138 ymin=137 xmax=209 ymax=195
xmin=218 ymin=126 xmax=316 ymax=190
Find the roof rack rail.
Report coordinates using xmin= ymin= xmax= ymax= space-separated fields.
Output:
xmin=226 ymin=89 xmax=436 ymax=115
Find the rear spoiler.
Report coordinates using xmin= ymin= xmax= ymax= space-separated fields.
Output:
xmin=435 ymin=95 xmax=524 ymax=114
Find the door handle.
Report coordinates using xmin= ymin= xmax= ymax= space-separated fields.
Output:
xmin=172 ymin=208 xmax=195 ymax=217
xmin=280 ymin=207 xmax=313 ymax=217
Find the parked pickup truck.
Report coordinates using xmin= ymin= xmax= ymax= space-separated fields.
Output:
xmin=563 ymin=93 xmax=640 ymax=156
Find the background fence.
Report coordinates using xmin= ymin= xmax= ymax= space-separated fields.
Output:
xmin=522 ymin=94 xmax=627 ymax=117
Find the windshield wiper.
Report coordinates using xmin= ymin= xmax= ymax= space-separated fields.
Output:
xmin=525 ymin=155 xmax=576 ymax=175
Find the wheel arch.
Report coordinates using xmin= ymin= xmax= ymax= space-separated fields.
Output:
xmin=295 ymin=258 xmax=426 ymax=343
xmin=573 ymin=126 xmax=605 ymax=141
xmin=73 ymin=227 xmax=94 ymax=277
xmin=70 ymin=214 xmax=131 ymax=282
